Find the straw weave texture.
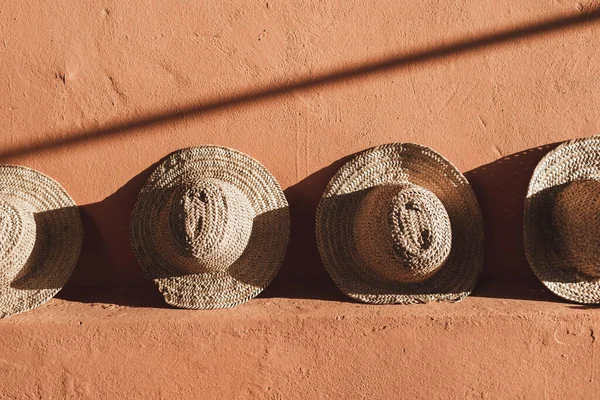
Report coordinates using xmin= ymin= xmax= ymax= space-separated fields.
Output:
xmin=316 ymin=143 xmax=484 ymax=304
xmin=130 ymin=146 xmax=289 ymax=309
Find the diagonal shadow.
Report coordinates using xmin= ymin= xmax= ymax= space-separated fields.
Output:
xmin=58 ymin=161 xmax=169 ymax=308
xmin=59 ymin=153 xmax=355 ymax=306
xmin=59 ymin=141 xmax=586 ymax=306
xmin=266 ymin=143 xmax=571 ymax=303
xmin=1 ymin=9 xmax=600 ymax=161
xmin=465 ymin=142 xmax=563 ymax=302
xmin=260 ymin=155 xmax=354 ymax=302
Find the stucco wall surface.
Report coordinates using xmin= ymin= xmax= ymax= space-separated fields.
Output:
xmin=0 ymin=291 xmax=599 ymax=399
xmin=1 ymin=0 xmax=600 ymax=398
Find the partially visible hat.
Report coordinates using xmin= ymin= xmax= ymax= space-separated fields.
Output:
xmin=525 ymin=136 xmax=600 ymax=304
xmin=316 ymin=143 xmax=484 ymax=304
xmin=0 ymin=165 xmax=83 ymax=318
xmin=130 ymin=146 xmax=290 ymax=309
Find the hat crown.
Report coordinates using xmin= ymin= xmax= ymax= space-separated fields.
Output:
xmin=355 ymin=183 xmax=452 ymax=283
xmin=552 ymin=180 xmax=600 ymax=278
xmin=167 ymin=179 xmax=254 ymax=274
xmin=0 ymin=197 xmax=36 ymax=285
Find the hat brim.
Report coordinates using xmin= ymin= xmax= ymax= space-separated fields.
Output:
xmin=130 ymin=146 xmax=290 ymax=309
xmin=0 ymin=165 xmax=83 ymax=318
xmin=525 ymin=136 xmax=600 ymax=304
xmin=316 ymin=143 xmax=484 ymax=304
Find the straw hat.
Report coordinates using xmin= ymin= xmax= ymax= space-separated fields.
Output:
xmin=316 ymin=143 xmax=484 ymax=304
xmin=130 ymin=146 xmax=290 ymax=309
xmin=0 ymin=165 xmax=83 ymax=318
xmin=525 ymin=136 xmax=600 ymax=304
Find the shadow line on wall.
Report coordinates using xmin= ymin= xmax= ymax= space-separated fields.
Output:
xmin=1 ymin=8 xmax=600 ymax=161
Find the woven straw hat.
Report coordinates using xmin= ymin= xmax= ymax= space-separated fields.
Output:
xmin=525 ymin=136 xmax=600 ymax=304
xmin=130 ymin=146 xmax=290 ymax=309
xmin=0 ymin=165 xmax=83 ymax=318
xmin=316 ymin=143 xmax=484 ymax=304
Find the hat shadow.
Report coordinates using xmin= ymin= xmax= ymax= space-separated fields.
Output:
xmin=465 ymin=142 xmax=568 ymax=302
xmin=526 ymin=179 xmax=600 ymax=285
xmin=56 ymin=152 xmax=352 ymax=308
xmin=53 ymin=140 xmax=593 ymax=307
xmin=258 ymin=154 xmax=355 ymax=302
xmin=264 ymin=142 xmax=572 ymax=304
xmin=10 ymin=206 xmax=82 ymax=291
xmin=57 ymin=160 xmax=169 ymax=308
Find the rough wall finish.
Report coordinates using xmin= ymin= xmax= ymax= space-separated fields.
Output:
xmin=1 ymin=1 xmax=600 ymax=398
xmin=1 ymin=295 xmax=599 ymax=399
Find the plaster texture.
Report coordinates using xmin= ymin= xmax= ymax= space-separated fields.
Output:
xmin=1 ymin=0 xmax=600 ymax=398
xmin=1 ymin=285 xmax=599 ymax=399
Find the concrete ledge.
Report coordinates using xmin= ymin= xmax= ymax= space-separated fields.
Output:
xmin=1 ymin=280 xmax=598 ymax=399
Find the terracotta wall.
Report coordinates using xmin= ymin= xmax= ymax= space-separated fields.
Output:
xmin=1 ymin=1 xmax=599 ymax=296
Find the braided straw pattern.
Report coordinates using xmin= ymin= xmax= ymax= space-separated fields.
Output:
xmin=130 ymin=146 xmax=290 ymax=309
xmin=525 ymin=135 xmax=600 ymax=304
xmin=0 ymin=165 xmax=83 ymax=318
xmin=316 ymin=143 xmax=484 ymax=304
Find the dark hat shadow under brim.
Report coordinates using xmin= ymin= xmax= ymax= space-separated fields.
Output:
xmin=525 ymin=136 xmax=600 ymax=304
xmin=0 ymin=166 xmax=83 ymax=318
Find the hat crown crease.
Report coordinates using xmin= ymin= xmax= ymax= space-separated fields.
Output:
xmin=0 ymin=197 xmax=36 ymax=285
xmin=170 ymin=184 xmax=220 ymax=259
xmin=355 ymin=183 xmax=452 ymax=283
xmin=389 ymin=185 xmax=452 ymax=279
xmin=167 ymin=179 xmax=254 ymax=274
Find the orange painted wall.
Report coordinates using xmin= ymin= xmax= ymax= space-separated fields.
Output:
xmin=1 ymin=1 xmax=599 ymax=295
xmin=4 ymin=3 xmax=600 ymax=399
